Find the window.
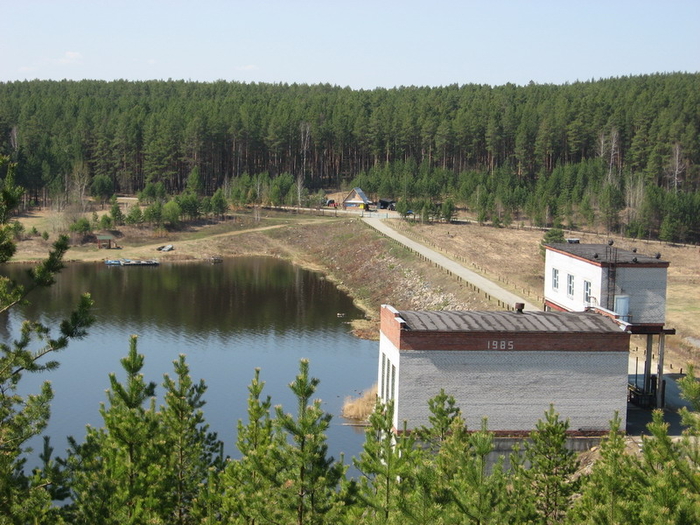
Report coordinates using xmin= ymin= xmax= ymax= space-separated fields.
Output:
xmin=380 ymin=354 xmax=386 ymax=399
xmin=384 ymin=356 xmax=391 ymax=401
xmin=567 ymin=274 xmax=575 ymax=297
xmin=390 ymin=364 xmax=396 ymax=400
xmin=584 ymin=280 xmax=592 ymax=303
xmin=552 ymin=268 xmax=559 ymax=291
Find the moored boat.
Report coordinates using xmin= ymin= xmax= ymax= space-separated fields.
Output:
xmin=121 ymin=259 xmax=159 ymax=266
xmin=105 ymin=259 xmax=159 ymax=266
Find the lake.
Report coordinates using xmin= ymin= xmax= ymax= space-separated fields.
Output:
xmin=2 ymin=257 xmax=378 ymax=467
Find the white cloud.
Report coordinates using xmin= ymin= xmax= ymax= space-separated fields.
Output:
xmin=54 ymin=51 xmax=83 ymax=65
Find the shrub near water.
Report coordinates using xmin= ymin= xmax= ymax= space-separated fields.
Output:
xmin=342 ymin=384 xmax=377 ymax=420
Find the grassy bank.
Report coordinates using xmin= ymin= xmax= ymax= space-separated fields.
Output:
xmin=11 ymin=207 xmax=698 ymax=368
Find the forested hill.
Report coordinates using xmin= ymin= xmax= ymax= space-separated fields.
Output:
xmin=0 ymin=74 xmax=698 ymax=241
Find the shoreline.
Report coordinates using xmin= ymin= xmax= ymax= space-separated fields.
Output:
xmin=9 ymin=211 xmax=698 ymax=366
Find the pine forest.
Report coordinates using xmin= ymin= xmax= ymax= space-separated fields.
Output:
xmin=0 ymin=73 xmax=699 ymax=242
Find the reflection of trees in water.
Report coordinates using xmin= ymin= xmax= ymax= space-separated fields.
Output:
xmin=0 ymin=308 xmax=10 ymax=341
xmin=2 ymin=257 xmax=360 ymax=335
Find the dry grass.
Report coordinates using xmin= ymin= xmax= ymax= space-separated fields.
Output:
xmin=342 ymin=384 xmax=377 ymax=421
xmin=397 ymin=220 xmax=700 ymax=368
xmin=12 ymin=206 xmax=699 ymax=368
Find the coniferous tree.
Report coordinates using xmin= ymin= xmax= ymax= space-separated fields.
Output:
xmin=65 ymin=336 xmax=163 ymax=525
xmin=400 ymin=391 xmax=462 ymax=524
xmin=270 ymin=359 xmax=347 ymax=525
xmin=352 ymin=400 xmax=417 ymax=525
xmin=414 ymin=388 xmax=461 ymax=453
xmin=210 ymin=188 xmax=228 ymax=219
xmin=125 ymin=202 xmax=143 ymax=226
xmin=441 ymin=418 xmax=510 ymax=524
xmin=625 ymin=369 xmax=700 ymax=524
xmin=160 ymin=354 xmax=224 ymax=525
xmin=568 ymin=413 xmax=641 ymax=524
xmin=221 ymin=368 xmax=278 ymax=524
xmin=90 ymin=174 xmax=113 ymax=209
xmin=0 ymin=156 xmax=94 ymax=523
xmin=517 ymin=405 xmax=579 ymax=525
xmin=109 ymin=195 xmax=124 ymax=226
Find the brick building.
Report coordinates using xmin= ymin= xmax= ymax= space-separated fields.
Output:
xmin=378 ymin=304 xmax=630 ymax=434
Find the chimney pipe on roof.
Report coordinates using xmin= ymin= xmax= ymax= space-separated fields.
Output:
xmin=515 ymin=303 xmax=525 ymax=313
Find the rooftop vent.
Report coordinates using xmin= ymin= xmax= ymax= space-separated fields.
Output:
xmin=655 ymin=253 xmax=661 ymax=259
xmin=608 ymin=240 xmax=614 ymax=246
xmin=514 ymin=302 xmax=525 ymax=313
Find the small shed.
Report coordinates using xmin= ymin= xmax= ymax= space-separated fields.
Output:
xmin=378 ymin=304 xmax=630 ymax=434
xmin=342 ymin=187 xmax=371 ymax=209
xmin=96 ymin=233 xmax=116 ymax=249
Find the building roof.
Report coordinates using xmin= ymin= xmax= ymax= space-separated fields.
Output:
xmin=545 ymin=243 xmax=668 ymax=266
xmin=343 ymin=187 xmax=371 ymax=204
xmin=396 ymin=309 xmax=623 ymax=333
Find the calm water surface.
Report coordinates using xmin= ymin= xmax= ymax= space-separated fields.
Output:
xmin=2 ymin=257 xmax=377 ymax=466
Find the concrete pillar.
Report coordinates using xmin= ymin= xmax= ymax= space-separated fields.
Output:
xmin=656 ymin=332 xmax=666 ymax=408
xmin=644 ymin=334 xmax=654 ymax=394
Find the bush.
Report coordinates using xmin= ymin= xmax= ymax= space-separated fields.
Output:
xmin=69 ymin=217 xmax=92 ymax=234
xmin=10 ymin=221 xmax=24 ymax=240
xmin=540 ymin=227 xmax=565 ymax=257
xmin=99 ymin=214 xmax=113 ymax=230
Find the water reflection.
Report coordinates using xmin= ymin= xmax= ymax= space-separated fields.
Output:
xmin=1 ymin=257 xmax=377 ymax=466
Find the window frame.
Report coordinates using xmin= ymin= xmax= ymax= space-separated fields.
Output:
xmin=567 ymin=274 xmax=575 ymax=298
xmin=584 ymin=280 xmax=592 ymax=303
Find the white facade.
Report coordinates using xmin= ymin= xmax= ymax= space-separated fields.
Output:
xmin=378 ymin=332 xmax=628 ymax=432
xmin=544 ymin=246 xmax=668 ymax=326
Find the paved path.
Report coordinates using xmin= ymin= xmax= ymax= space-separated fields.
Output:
xmin=362 ymin=217 xmax=540 ymax=312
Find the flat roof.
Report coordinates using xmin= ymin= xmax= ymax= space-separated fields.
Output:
xmin=545 ymin=243 xmax=667 ymax=265
xmin=396 ymin=310 xmax=623 ymax=333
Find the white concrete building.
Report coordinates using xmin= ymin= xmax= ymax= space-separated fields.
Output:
xmin=378 ymin=305 xmax=630 ymax=434
xmin=544 ymin=242 xmax=669 ymax=329
xmin=543 ymin=242 xmax=673 ymax=408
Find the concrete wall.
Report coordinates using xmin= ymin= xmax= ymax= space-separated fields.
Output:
xmin=615 ymin=267 xmax=667 ymax=324
xmin=545 ymin=250 xmax=667 ymax=325
xmin=545 ymin=250 xmax=604 ymax=311
xmin=379 ymin=333 xmax=628 ymax=432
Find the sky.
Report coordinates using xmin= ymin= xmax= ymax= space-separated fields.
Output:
xmin=2 ymin=0 xmax=699 ymax=89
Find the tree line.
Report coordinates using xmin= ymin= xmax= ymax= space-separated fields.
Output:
xmin=0 ymin=74 xmax=699 ymax=241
